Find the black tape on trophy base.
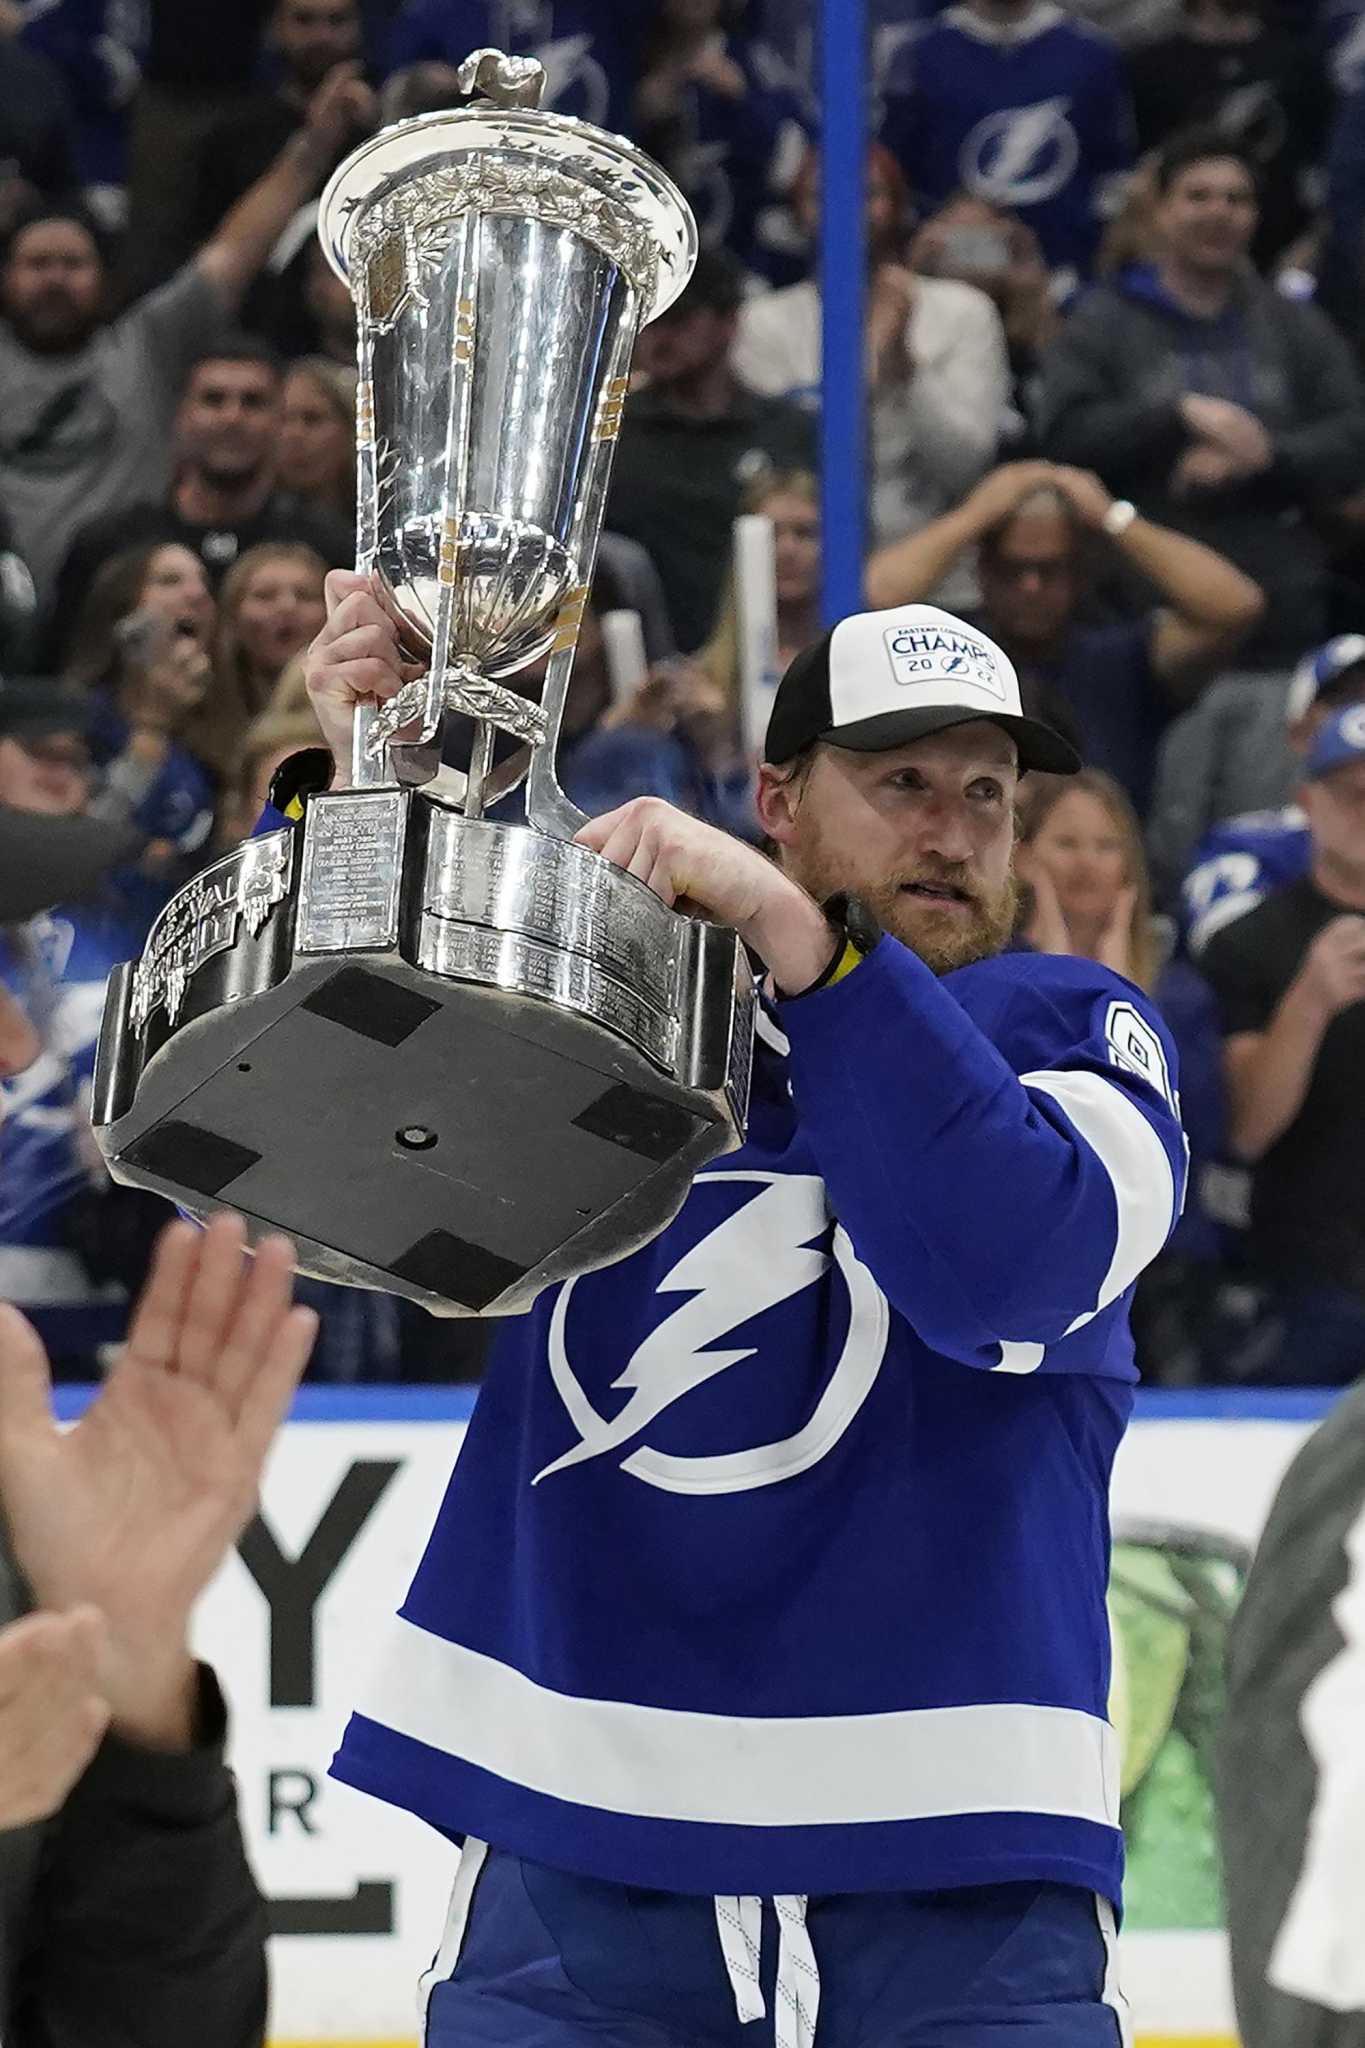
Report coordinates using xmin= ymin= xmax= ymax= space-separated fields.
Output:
xmin=124 ymin=1121 xmax=262 ymax=1197
xmin=301 ymin=965 xmax=440 ymax=1047
xmin=388 ymin=1229 xmax=528 ymax=1311
xmin=572 ymin=1083 xmax=706 ymax=1162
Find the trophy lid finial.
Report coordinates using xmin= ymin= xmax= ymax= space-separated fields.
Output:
xmin=456 ymin=48 xmax=547 ymax=109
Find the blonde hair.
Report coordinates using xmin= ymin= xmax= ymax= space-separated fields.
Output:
xmin=185 ymin=542 xmax=327 ymax=778
xmin=218 ymin=702 xmax=328 ymax=847
xmin=1020 ymin=767 xmax=1161 ymax=992
xmin=694 ymin=469 xmax=819 ymax=710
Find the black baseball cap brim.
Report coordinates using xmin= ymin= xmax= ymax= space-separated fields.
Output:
xmin=814 ymin=703 xmax=1081 ymax=774
xmin=763 ymin=622 xmax=1080 ymax=775
xmin=0 ymin=804 xmax=138 ymax=919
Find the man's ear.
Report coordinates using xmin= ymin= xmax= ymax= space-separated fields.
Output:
xmin=755 ymin=760 xmax=803 ymax=847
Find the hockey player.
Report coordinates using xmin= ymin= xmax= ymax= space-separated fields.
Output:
xmin=297 ymin=581 xmax=1187 ymax=2047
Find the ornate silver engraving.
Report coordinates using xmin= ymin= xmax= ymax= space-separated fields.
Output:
xmin=130 ymin=832 xmax=292 ymax=1035
xmin=350 ymin=154 xmax=658 ymax=297
xmin=418 ymin=914 xmax=680 ymax=1073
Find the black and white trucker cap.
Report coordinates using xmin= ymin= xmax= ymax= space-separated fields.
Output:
xmin=763 ymin=603 xmax=1080 ymax=775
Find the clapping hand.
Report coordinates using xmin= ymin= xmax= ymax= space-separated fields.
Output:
xmin=0 ymin=1216 xmax=317 ymax=1752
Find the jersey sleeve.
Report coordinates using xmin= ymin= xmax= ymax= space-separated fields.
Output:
xmin=1182 ymin=829 xmax=1276 ymax=958
xmin=778 ymin=938 xmax=1187 ymax=1374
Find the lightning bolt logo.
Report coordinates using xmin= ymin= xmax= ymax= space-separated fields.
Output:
xmin=963 ymin=98 xmax=1079 ymax=209
xmin=534 ymin=1177 xmax=833 ymax=1485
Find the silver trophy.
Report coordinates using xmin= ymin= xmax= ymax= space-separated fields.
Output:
xmin=92 ymin=52 xmax=755 ymax=1318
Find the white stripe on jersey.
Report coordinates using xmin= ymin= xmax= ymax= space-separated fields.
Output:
xmin=360 ymin=1617 xmax=1121 ymax=1831
xmin=1020 ymin=1069 xmax=1177 ymax=1319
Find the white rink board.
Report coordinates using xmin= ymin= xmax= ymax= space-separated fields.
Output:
xmin=61 ymin=1385 xmax=1326 ymax=2044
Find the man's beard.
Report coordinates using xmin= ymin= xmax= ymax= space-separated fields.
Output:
xmin=790 ymin=845 xmax=1019 ymax=976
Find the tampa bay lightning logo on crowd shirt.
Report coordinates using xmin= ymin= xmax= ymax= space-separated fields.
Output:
xmin=537 ymin=1171 xmax=890 ymax=1495
xmin=960 ymin=97 xmax=1080 ymax=209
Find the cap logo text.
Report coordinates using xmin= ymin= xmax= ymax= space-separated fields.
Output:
xmin=883 ymin=625 xmax=1008 ymax=702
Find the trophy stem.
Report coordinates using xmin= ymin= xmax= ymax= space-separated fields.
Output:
xmin=464 ymin=719 xmax=497 ymax=819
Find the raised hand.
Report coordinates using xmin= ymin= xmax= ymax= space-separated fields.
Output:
xmin=0 ymin=1607 xmax=110 ymax=1829
xmin=0 ymin=1216 xmax=317 ymax=1748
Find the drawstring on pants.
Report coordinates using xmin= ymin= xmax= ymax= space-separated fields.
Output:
xmin=714 ymin=1894 xmax=820 ymax=2048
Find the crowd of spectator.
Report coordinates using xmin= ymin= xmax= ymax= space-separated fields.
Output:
xmin=9 ymin=0 xmax=1365 ymax=1389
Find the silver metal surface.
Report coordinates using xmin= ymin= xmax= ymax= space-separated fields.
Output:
xmin=94 ymin=57 xmax=756 ymax=1320
xmin=130 ymin=833 xmax=293 ymax=1035
xmin=296 ymin=788 xmax=409 ymax=953
xmin=420 ymin=813 xmax=687 ymax=1017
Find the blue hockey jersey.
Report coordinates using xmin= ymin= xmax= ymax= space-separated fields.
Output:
xmin=331 ymin=936 xmax=1186 ymax=1905
xmin=1180 ymin=806 xmax=1310 ymax=958
xmin=0 ymin=884 xmax=159 ymax=1364
xmin=881 ymin=1 xmax=1134 ymax=280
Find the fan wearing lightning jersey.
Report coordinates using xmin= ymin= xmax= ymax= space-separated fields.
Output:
xmin=298 ymin=578 xmax=1186 ymax=2046
xmin=1181 ymin=636 xmax=1365 ymax=957
xmin=880 ymin=0 xmax=1135 ymax=284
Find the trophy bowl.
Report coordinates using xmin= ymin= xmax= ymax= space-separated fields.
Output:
xmin=91 ymin=56 xmax=756 ymax=1320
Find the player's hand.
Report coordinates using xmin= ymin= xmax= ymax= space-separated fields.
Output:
xmin=1297 ymin=915 xmax=1365 ymax=1020
xmin=574 ymin=797 xmax=835 ymax=993
xmin=0 ymin=1216 xmax=317 ymax=1749
xmin=304 ymin=569 xmax=428 ymax=783
xmin=0 ymin=1607 xmax=111 ymax=1828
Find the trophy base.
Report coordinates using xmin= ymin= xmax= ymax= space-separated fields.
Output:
xmin=96 ymin=950 xmax=733 ymax=1317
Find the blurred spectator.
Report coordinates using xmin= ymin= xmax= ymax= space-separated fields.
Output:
xmin=1127 ymin=0 xmax=1328 ymax=272
xmin=909 ymin=189 xmax=1059 ymax=402
xmin=294 ymin=235 xmax=357 ymax=364
xmin=695 ymin=467 xmax=822 ymax=690
xmin=216 ymin=699 xmax=325 ymax=847
xmin=1154 ymin=633 xmax=1365 ymax=923
xmin=386 ymin=0 xmax=641 ymax=131
xmin=48 ymin=336 xmax=352 ymax=661
xmin=582 ymin=468 xmax=818 ymax=837
xmin=1066 ymin=0 xmax=1182 ymax=41
xmin=122 ymin=0 xmax=273 ymax=296
xmin=185 ymin=540 xmax=326 ymax=778
xmin=0 ymin=11 xmax=77 ymax=233
xmin=0 ymin=68 xmax=370 ymax=619
xmin=61 ymin=542 xmax=220 ymax=870
xmin=278 ymin=356 xmax=356 ymax=526
xmin=0 ymin=1211 xmax=315 ymax=2043
xmin=865 ymin=458 xmax=1263 ymax=816
xmin=1033 ymin=131 xmax=1365 ymax=667
xmin=633 ymin=0 xmax=811 ymax=284
xmin=1202 ymin=704 xmax=1365 ymax=1383
xmin=1018 ymin=766 xmax=1228 ymax=1377
xmin=188 ymin=1 xmax=366 ymax=247
xmin=16 ymin=0 xmax=148 ymax=219
xmin=0 ymin=499 xmax=39 ymax=673
xmin=605 ymin=246 xmax=815 ymax=652
xmin=1218 ymin=1379 xmax=1365 ymax=2048
xmin=0 ymin=681 xmax=167 ymax=1377
xmin=1021 ymin=766 xmax=1164 ymax=983
xmin=880 ymin=0 xmax=1135 ymax=286
xmin=734 ymin=145 xmax=1009 ymax=557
